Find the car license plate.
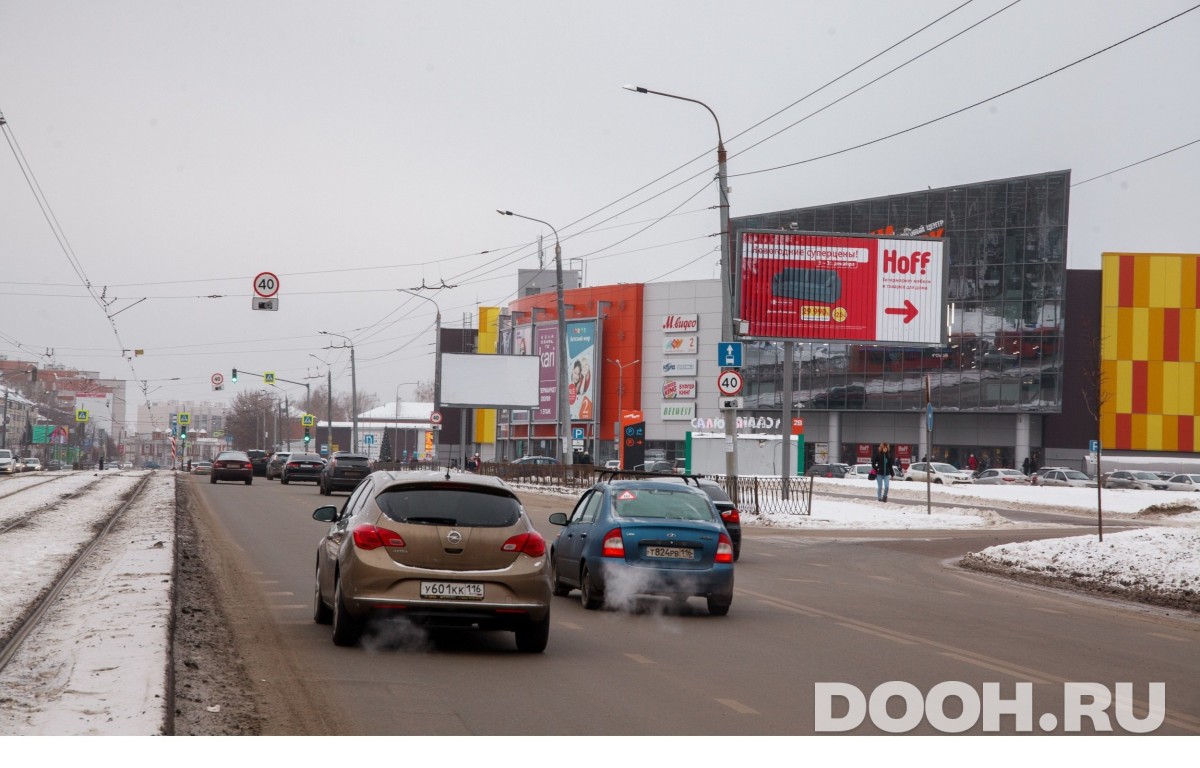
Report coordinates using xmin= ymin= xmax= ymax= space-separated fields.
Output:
xmin=420 ymin=581 xmax=484 ymax=600
xmin=645 ymin=546 xmax=693 ymax=560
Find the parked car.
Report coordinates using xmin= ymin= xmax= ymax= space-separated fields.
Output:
xmin=972 ymin=468 xmax=1031 ymax=486
xmin=1103 ymin=470 xmax=1169 ymax=490
xmin=1164 ymin=474 xmax=1200 ymax=492
xmin=19 ymin=457 xmax=43 ymax=472
xmin=282 ymin=452 xmax=325 ymax=484
xmin=904 ymin=462 xmax=975 ymax=484
xmin=0 ymin=449 xmax=17 ymax=475
xmin=46 ymin=459 xmax=64 ymax=471
xmin=849 ymin=463 xmax=876 ymax=479
xmin=266 ymin=452 xmax=292 ymax=480
xmin=548 ymin=475 xmax=735 ymax=615
xmin=311 ymin=470 xmax=551 ymax=651
xmin=247 ymin=449 xmax=270 ymax=477
xmin=211 ymin=451 xmax=253 ymax=485
xmin=121 ymin=461 xmax=133 ymax=470
xmin=189 ymin=460 xmax=212 ymax=475
xmin=1038 ymin=469 xmax=1098 ymax=488
xmin=804 ymin=463 xmax=851 ymax=479
xmin=319 ymin=452 xmax=371 ymax=495
xmin=512 ymin=456 xmax=555 ymax=465
xmin=144 ymin=460 xmax=162 ymax=470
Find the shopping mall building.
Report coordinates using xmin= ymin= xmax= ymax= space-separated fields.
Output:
xmin=461 ymin=168 xmax=1197 ymax=474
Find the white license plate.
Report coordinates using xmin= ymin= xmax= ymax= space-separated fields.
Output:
xmin=645 ymin=546 xmax=694 ymax=560
xmin=420 ymin=581 xmax=484 ymax=600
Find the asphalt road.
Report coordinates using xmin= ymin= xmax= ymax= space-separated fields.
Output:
xmin=186 ymin=474 xmax=1200 ymax=735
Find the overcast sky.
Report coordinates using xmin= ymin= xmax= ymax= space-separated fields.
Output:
xmin=1 ymin=1 xmax=1197 ymax=421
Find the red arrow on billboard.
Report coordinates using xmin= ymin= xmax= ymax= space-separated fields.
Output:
xmin=885 ymin=299 xmax=919 ymax=324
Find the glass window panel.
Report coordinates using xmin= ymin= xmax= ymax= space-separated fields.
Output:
xmin=833 ymin=204 xmax=853 ymax=233
xmin=852 ymin=202 xmax=871 ymax=233
xmin=905 ymin=192 xmax=928 ymax=231
xmin=964 ymin=185 xmax=986 ymax=230
xmin=927 ymin=190 xmax=947 ymax=226
xmin=1006 ymin=179 xmax=1027 ymax=227
xmin=1046 ymin=174 xmax=1067 ymax=225
xmin=870 ymin=199 xmax=890 ymax=232
xmin=813 ymin=206 xmax=834 ymax=232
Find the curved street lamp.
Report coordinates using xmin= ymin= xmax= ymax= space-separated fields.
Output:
xmin=498 ymin=209 xmax=571 ymax=465
xmin=624 ymin=84 xmax=738 ymax=491
xmin=318 ymin=331 xmax=358 ymax=454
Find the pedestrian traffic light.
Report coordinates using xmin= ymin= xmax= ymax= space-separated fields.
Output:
xmin=304 ymin=427 xmax=311 ymax=444
xmin=231 ymin=368 xmax=238 ymax=383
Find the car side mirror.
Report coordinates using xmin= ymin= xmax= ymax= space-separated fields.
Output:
xmin=548 ymin=512 xmax=568 ymax=526
xmin=313 ymin=505 xmax=339 ymax=523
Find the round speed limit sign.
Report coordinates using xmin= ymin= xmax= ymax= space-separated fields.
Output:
xmin=717 ymin=370 xmax=744 ymax=396
xmin=253 ymin=271 xmax=280 ymax=298
xmin=211 ymin=372 xmax=225 ymax=386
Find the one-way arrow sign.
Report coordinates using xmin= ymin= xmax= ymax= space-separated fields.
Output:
xmin=884 ymin=299 xmax=919 ymax=324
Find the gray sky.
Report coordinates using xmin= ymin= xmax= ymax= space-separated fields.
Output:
xmin=2 ymin=1 xmax=1197 ymax=421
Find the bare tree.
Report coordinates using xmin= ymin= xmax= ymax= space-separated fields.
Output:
xmin=1080 ymin=334 xmax=1111 ymax=541
xmin=413 ymin=379 xmax=434 ymax=403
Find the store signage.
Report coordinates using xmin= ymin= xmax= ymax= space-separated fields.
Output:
xmin=661 ymin=380 xmax=697 ymax=399
xmin=662 ymin=359 xmax=698 ymax=376
xmin=663 ymin=336 xmax=698 ymax=355
xmin=661 ymin=314 xmax=699 ymax=332
xmin=661 ymin=403 xmax=696 ymax=420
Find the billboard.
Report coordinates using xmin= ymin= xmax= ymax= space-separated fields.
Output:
xmin=566 ymin=320 xmax=597 ymax=422
xmin=739 ymin=231 xmax=947 ymax=345
xmin=534 ymin=326 xmax=559 ymax=422
xmin=440 ymin=354 xmax=540 ymax=408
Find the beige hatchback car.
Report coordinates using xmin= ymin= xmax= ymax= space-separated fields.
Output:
xmin=311 ymin=470 xmax=551 ymax=652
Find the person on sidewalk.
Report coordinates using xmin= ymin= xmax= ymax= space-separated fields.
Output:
xmin=871 ymin=442 xmax=896 ymax=502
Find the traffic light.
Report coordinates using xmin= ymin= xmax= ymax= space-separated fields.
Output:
xmin=231 ymin=368 xmax=238 ymax=383
xmin=28 ymin=367 xmax=37 ymax=383
xmin=180 ymin=426 xmax=188 ymax=440
xmin=304 ymin=427 xmax=311 ymax=444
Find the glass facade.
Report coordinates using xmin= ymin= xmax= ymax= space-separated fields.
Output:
xmin=732 ymin=170 xmax=1069 ymax=415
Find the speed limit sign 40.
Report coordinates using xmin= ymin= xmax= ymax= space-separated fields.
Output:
xmin=253 ymin=271 xmax=280 ymax=298
xmin=717 ymin=370 xmax=744 ymax=396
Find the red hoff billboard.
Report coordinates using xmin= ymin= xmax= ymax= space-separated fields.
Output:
xmin=739 ymin=231 xmax=946 ymax=345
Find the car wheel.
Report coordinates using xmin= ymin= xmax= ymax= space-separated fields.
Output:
xmin=514 ymin=614 xmax=550 ymax=653
xmin=934 ymin=478 xmax=943 ymax=484
xmin=245 ymin=477 xmax=252 ymax=485
xmin=282 ymin=476 xmax=289 ymax=485
xmin=580 ymin=565 xmax=603 ymax=610
xmin=313 ymin=569 xmax=333 ymax=625
xmin=706 ymin=596 xmax=732 ymax=616
xmin=733 ymin=543 xmax=741 ymax=562
xmin=331 ymin=578 xmax=362 ymax=647
xmin=210 ymin=475 xmax=216 ymax=484
xmin=551 ymin=553 xmax=572 ymax=597
xmin=322 ymin=482 xmax=331 ymax=496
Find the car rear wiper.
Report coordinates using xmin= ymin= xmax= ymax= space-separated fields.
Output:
xmin=402 ymin=516 xmax=458 ymax=525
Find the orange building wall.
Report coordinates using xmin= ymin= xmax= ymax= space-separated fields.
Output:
xmin=511 ymin=283 xmax=643 ymax=442
xmin=1100 ymin=252 xmax=1200 ymax=452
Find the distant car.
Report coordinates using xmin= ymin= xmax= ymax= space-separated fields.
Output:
xmin=804 ymin=463 xmax=851 ymax=479
xmin=603 ymin=460 xmax=621 ymax=470
xmin=144 ymin=460 xmax=162 ymax=470
xmin=1103 ymin=470 xmax=1168 ymax=490
xmin=19 ymin=457 xmax=43 ymax=472
xmin=904 ymin=462 xmax=974 ymax=484
xmin=633 ymin=461 xmax=676 ymax=474
xmin=1163 ymin=474 xmax=1200 ymax=492
xmin=548 ymin=474 xmax=735 ymax=615
xmin=281 ymin=452 xmax=325 ymax=484
xmin=311 ymin=470 xmax=551 ymax=651
xmin=972 ymin=468 xmax=1031 ymax=486
xmin=848 ymin=463 xmax=878 ymax=479
xmin=46 ymin=460 xmax=64 ymax=471
xmin=266 ymin=452 xmax=292 ymax=480
xmin=121 ymin=461 xmax=133 ymax=470
xmin=1038 ymin=469 xmax=1098 ymax=488
xmin=247 ymin=449 xmax=270 ymax=477
xmin=319 ymin=452 xmax=371 ymax=495
xmin=512 ymin=456 xmax=555 ymax=465
xmin=191 ymin=461 xmax=213 ymax=475
xmin=211 ymin=451 xmax=253 ymax=485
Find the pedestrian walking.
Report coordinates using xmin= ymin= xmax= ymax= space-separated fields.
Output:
xmin=1022 ymin=456 xmax=1031 ymax=475
xmin=871 ymin=442 xmax=896 ymax=502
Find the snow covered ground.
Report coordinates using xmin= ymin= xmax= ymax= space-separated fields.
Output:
xmin=0 ymin=469 xmax=1196 ymax=742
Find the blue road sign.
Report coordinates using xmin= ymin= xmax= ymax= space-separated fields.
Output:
xmin=719 ymin=341 xmax=743 ymax=368
xmin=364 ymin=434 xmax=375 ymax=445
xmin=573 ymin=427 xmax=585 ymax=440
xmin=1089 ymin=439 xmax=1101 ymax=453
xmin=926 ymin=403 xmax=934 ymax=432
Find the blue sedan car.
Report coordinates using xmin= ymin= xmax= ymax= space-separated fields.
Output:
xmin=548 ymin=477 xmax=735 ymax=615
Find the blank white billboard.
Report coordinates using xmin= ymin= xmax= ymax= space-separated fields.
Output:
xmin=440 ymin=353 xmax=541 ymax=408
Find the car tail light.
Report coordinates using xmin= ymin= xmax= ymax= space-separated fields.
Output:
xmin=715 ymin=534 xmax=734 ymax=564
xmin=601 ymin=528 xmax=624 ymax=558
xmin=721 ymin=507 xmax=740 ymax=524
xmin=351 ymin=524 xmax=406 ymax=550
xmin=243 ymin=462 xmax=252 ymax=470
xmin=501 ymin=531 xmax=546 ymax=557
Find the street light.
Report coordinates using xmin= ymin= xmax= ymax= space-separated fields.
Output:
xmin=624 ymin=84 xmax=739 ymax=491
xmin=398 ymin=289 xmax=443 ymax=463
xmin=498 ymin=209 xmax=571 ymax=465
xmin=606 ymin=358 xmax=639 ymax=466
xmin=392 ymin=380 xmax=418 ymax=465
xmin=319 ymin=331 xmax=358 ymax=454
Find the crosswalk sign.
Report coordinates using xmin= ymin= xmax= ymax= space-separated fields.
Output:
xmin=264 ymin=371 xmax=276 ymax=385
xmin=75 ymin=409 xmax=90 ymax=423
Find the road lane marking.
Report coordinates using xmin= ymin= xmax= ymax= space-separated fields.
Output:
xmin=1032 ymin=607 xmax=1066 ymax=615
xmin=716 ymin=698 xmax=759 ymax=714
xmin=264 ymin=592 xmax=294 ymax=596
xmin=272 ymin=604 xmax=307 ymax=610
xmin=1147 ymin=632 xmax=1190 ymax=643
xmin=835 ymin=622 xmax=918 ymax=645
xmin=625 ymin=654 xmax=655 ymax=664
xmin=784 ymin=578 xmax=822 ymax=583
xmin=940 ymin=590 xmax=968 ymax=597
xmin=939 ymin=652 xmax=1055 ymax=684
xmin=557 ymin=621 xmax=583 ymax=631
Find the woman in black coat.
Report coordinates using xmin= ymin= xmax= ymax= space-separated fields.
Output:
xmin=871 ymin=442 xmax=896 ymax=502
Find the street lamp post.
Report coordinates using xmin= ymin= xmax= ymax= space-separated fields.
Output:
xmin=398 ymin=289 xmax=442 ymax=463
xmin=392 ymin=381 xmax=418 ymax=465
xmin=319 ymin=331 xmax=358 ymax=454
xmin=624 ymin=84 xmax=738 ymax=492
xmin=498 ymin=210 xmax=571 ymax=466
xmin=606 ymin=358 xmax=639 ymax=466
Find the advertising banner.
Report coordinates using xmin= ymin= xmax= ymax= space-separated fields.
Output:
xmin=534 ymin=326 xmax=559 ymax=423
xmin=514 ymin=324 xmax=533 ymax=356
xmin=740 ymin=231 xmax=946 ymax=344
xmin=566 ymin=320 xmax=596 ymax=422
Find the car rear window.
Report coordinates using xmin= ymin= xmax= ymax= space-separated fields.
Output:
xmin=613 ymin=488 xmax=715 ymax=521
xmin=375 ymin=486 xmax=521 ymax=527
xmin=336 ymin=456 xmax=371 ymax=467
